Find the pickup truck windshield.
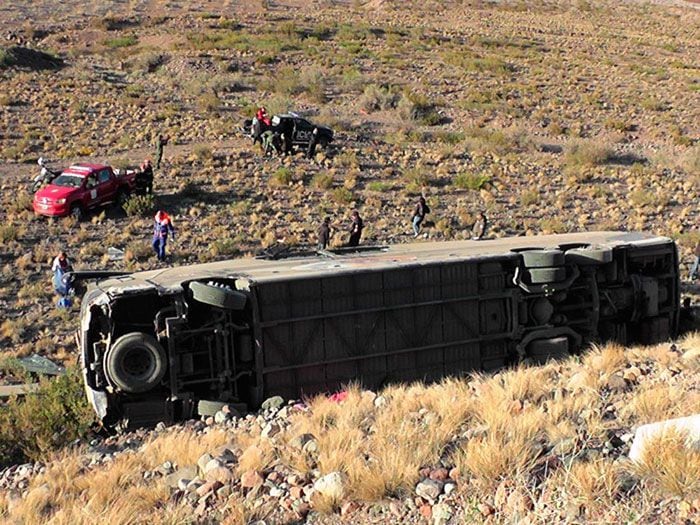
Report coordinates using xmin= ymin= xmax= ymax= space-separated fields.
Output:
xmin=52 ymin=174 xmax=84 ymax=188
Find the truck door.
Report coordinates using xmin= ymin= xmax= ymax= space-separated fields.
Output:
xmin=85 ymin=174 xmax=100 ymax=208
xmin=97 ymin=168 xmax=116 ymax=202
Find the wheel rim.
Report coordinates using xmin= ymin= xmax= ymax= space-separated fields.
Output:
xmin=121 ymin=347 xmax=154 ymax=380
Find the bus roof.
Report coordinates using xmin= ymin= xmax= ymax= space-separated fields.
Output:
xmin=93 ymin=231 xmax=672 ymax=296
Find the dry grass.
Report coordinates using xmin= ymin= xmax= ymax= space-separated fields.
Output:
xmin=2 ymin=428 xmax=230 ymax=524
xmin=2 ymin=338 xmax=700 ymax=522
xmin=633 ymin=428 xmax=700 ymax=498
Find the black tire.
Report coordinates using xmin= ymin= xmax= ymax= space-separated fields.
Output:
xmin=70 ymin=204 xmax=84 ymax=222
xmin=318 ymin=137 xmax=329 ymax=148
xmin=104 ymin=332 xmax=167 ymax=394
xmin=31 ymin=180 xmax=42 ymax=193
xmin=189 ymin=281 xmax=247 ymax=310
xmin=197 ymin=399 xmax=227 ymax=417
xmin=525 ymin=267 xmax=567 ymax=284
xmin=116 ymin=188 xmax=130 ymax=208
xmin=527 ymin=336 xmax=569 ymax=363
xmin=514 ymin=248 xmax=565 ymax=268
xmin=564 ymin=246 xmax=613 ymax=265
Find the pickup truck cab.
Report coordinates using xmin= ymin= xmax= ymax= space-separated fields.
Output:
xmin=33 ymin=164 xmax=136 ymax=220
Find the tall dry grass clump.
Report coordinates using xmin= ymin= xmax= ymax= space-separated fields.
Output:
xmin=632 ymin=428 xmax=700 ymax=498
xmin=282 ymin=380 xmax=473 ymax=501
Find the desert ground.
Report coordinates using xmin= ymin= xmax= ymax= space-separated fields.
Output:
xmin=0 ymin=0 xmax=699 ymax=523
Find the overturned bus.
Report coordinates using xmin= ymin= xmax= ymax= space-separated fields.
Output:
xmin=78 ymin=231 xmax=680 ymax=427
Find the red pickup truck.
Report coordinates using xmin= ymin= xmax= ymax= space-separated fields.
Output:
xmin=33 ymin=164 xmax=137 ymax=220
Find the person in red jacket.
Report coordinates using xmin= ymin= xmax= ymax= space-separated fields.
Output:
xmin=256 ymin=106 xmax=271 ymax=127
xmin=152 ymin=210 xmax=175 ymax=261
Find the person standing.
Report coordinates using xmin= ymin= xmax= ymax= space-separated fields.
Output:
xmin=136 ymin=158 xmax=154 ymax=194
xmin=51 ymin=251 xmax=73 ymax=307
xmin=152 ymin=210 xmax=175 ymax=261
xmin=155 ymin=135 xmax=168 ymax=169
xmin=317 ymin=217 xmax=332 ymax=250
xmin=412 ymin=196 xmax=430 ymax=238
xmin=690 ymin=239 xmax=700 ymax=281
xmin=347 ymin=210 xmax=363 ymax=247
xmin=307 ymin=127 xmax=319 ymax=159
xmin=471 ymin=212 xmax=487 ymax=240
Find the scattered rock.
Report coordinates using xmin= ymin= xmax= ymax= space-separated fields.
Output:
xmin=313 ymin=471 xmax=345 ymax=500
xmin=629 ymin=414 xmax=700 ymax=462
xmin=606 ymin=374 xmax=627 ymax=392
xmin=261 ymin=396 xmax=284 ymax=411
xmin=478 ymin=502 xmax=495 ymax=516
xmin=429 ymin=467 xmax=449 ymax=481
xmin=432 ymin=502 xmax=453 ymax=525
xmin=416 ymin=479 xmax=444 ymax=501
xmin=240 ymin=470 xmax=264 ymax=489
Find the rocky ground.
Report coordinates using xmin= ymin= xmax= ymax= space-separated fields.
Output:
xmin=1 ymin=337 xmax=699 ymax=523
xmin=0 ymin=0 xmax=699 ymax=523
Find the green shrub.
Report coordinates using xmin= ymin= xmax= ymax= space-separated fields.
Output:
xmin=464 ymin=127 xmax=530 ymax=155
xmin=210 ymin=238 xmax=240 ymax=257
xmin=454 ymin=172 xmax=492 ymax=191
xmin=104 ymin=35 xmax=138 ymax=48
xmin=197 ymin=92 xmax=221 ymax=113
xmin=367 ymin=181 xmax=391 ymax=192
xmin=123 ymin=194 xmax=156 ymax=217
xmin=520 ymin=189 xmax=540 ymax=206
xmin=270 ymin=167 xmax=293 ymax=187
xmin=312 ymin=172 xmax=334 ymax=189
xmin=332 ymin=187 xmax=354 ymax=204
xmin=0 ymin=367 xmax=94 ymax=466
xmin=359 ymin=84 xmax=399 ymax=112
xmin=397 ymin=91 xmax=441 ymax=125
xmin=193 ymin=144 xmax=213 ymax=161
xmin=565 ymin=140 xmax=613 ymax=168
xmin=402 ymin=168 xmax=430 ymax=187
xmin=0 ymin=224 xmax=19 ymax=243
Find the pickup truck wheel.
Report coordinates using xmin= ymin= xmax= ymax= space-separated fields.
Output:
xmin=116 ymin=189 xmax=130 ymax=208
xmin=189 ymin=281 xmax=247 ymax=310
xmin=525 ymin=267 xmax=567 ymax=284
xmin=70 ymin=204 xmax=84 ymax=222
xmin=527 ymin=336 xmax=569 ymax=364
xmin=514 ymin=248 xmax=565 ymax=268
xmin=104 ymin=332 xmax=167 ymax=394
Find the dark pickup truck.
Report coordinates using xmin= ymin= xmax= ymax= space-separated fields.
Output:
xmin=78 ymin=232 xmax=680 ymax=427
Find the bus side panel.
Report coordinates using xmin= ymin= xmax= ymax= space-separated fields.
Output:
xmin=256 ymin=257 xmax=518 ymax=400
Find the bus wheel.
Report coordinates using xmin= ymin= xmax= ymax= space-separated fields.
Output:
xmin=104 ymin=332 xmax=167 ymax=393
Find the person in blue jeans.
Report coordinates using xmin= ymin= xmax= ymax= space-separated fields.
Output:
xmin=412 ymin=196 xmax=430 ymax=237
xmin=51 ymin=251 xmax=73 ymax=308
xmin=152 ymin=210 xmax=175 ymax=261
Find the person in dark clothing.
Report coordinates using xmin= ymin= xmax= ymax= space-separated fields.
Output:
xmin=317 ymin=217 xmax=332 ymax=250
xmin=347 ymin=211 xmax=363 ymax=247
xmin=136 ymin=158 xmax=154 ymax=194
xmin=307 ymin=127 xmax=319 ymax=159
xmin=412 ymin=196 xmax=430 ymax=237
xmin=471 ymin=212 xmax=487 ymax=240
xmin=155 ymin=135 xmax=168 ymax=169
